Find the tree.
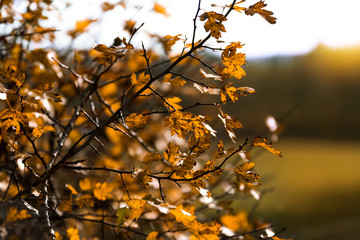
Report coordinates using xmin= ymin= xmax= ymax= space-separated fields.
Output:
xmin=0 ymin=0 xmax=289 ymax=239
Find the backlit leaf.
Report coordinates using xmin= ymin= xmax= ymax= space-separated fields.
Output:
xmin=245 ymin=1 xmax=277 ymax=24
xmin=252 ymin=137 xmax=283 ymax=157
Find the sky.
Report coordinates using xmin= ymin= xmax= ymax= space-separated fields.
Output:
xmin=54 ymin=0 xmax=360 ymax=58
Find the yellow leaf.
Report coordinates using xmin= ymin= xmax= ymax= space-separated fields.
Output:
xmin=164 ymin=97 xmax=182 ymax=110
xmin=79 ymin=178 xmax=92 ymax=191
xmin=131 ymin=72 xmax=150 ymax=86
xmin=66 ymin=228 xmax=80 ymax=240
xmin=66 ymin=184 xmax=78 ymax=195
xmin=220 ymin=211 xmax=251 ymax=232
xmin=170 ymin=204 xmax=196 ymax=226
xmin=31 ymin=125 xmax=56 ymax=138
xmin=126 ymin=113 xmax=147 ymax=128
xmin=245 ymin=1 xmax=277 ymax=24
xmin=6 ymin=206 xmax=31 ymax=222
xmin=222 ymin=53 xmax=246 ymax=79
xmin=154 ymin=2 xmax=169 ymax=16
xmin=252 ymin=137 xmax=283 ymax=157
xmin=93 ymin=182 xmax=114 ymax=201
xmin=55 ymin=231 xmax=63 ymax=240
xmin=146 ymin=231 xmax=159 ymax=240
xmin=163 ymin=75 xmax=186 ymax=88
xmin=199 ymin=12 xmax=227 ymax=39
xmin=128 ymin=199 xmax=146 ymax=220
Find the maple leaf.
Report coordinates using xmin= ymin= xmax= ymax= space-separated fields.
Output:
xmin=170 ymin=204 xmax=196 ymax=226
xmin=31 ymin=125 xmax=56 ymax=138
xmin=193 ymin=83 xmax=220 ymax=95
xmin=222 ymin=53 xmax=246 ymax=79
xmin=126 ymin=113 xmax=147 ymax=128
xmin=222 ymin=42 xmax=245 ymax=59
xmin=234 ymin=162 xmax=261 ymax=185
xmin=79 ymin=178 xmax=93 ymax=191
xmin=164 ymin=142 xmax=179 ymax=165
xmin=131 ymin=72 xmax=150 ymax=86
xmin=245 ymin=1 xmax=277 ymax=24
xmin=6 ymin=206 xmax=31 ymax=222
xmin=252 ymin=137 xmax=283 ymax=157
xmin=164 ymin=96 xmax=182 ymax=111
xmin=163 ymin=74 xmax=187 ymax=88
xmin=136 ymin=170 xmax=153 ymax=189
xmin=128 ymin=199 xmax=147 ymax=220
xmin=93 ymin=182 xmax=114 ymax=201
xmin=199 ymin=11 xmax=227 ymax=39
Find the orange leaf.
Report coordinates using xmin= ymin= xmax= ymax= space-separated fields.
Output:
xmin=6 ymin=206 xmax=31 ymax=222
xmin=252 ymin=137 xmax=283 ymax=157
xmin=245 ymin=1 xmax=277 ymax=24
xmin=31 ymin=125 xmax=56 ymax=138
xmin=154 ymin=2 xmax=169 ymax=16
xmin=93 ymin=182 xmax=114 ymax=201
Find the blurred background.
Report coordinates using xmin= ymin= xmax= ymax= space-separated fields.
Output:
xmin=33 ymin=0 xmax=360 ymax=239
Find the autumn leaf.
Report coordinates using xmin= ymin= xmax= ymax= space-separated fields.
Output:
xmin=218 ymin=111 xmax=243 ymax=143
xmin=146 ymin=231 xmax=159 ymax=240
xmin=66 ymin=184 xmax=78 ymax=195
xmin=245 ymin=1 xmax=277 ymax=24
xmin=143 ymin=152 xmax=163 ymax=164
xmin=126 ymin=113 xmax=147 ymax=128
xmin=31 ymin=125 xmax=56 ymax=138
xmin=128 ymin=199 xmax=147 ymax=220
xmin=227 ymin=0 xmax=246 ymax=13
xmin=164 ymin=96 xmax=182 ymax=110
xmin=116 ymin=207 xmax=130 ymax=226
xmin=222 ymin=53 xmax=246 ymax=79
xmin=163 ymin=74 xmax=187 ymax=88
xmin=252 ymin=137 xmax=283 ymax=157
xmin=93 ymin=182 xmax=114 ymax=201
xmin=131 ymin=72 xmax=150 ymax=86
xmin=199 ymin=11 xmax=227 ymax=39
xmin=124 ymin=20 xmax=136 ymax=34
xmin=68 ymin=19 xmax=96 ymax=38
xmin=170 ymin=204 xmax=196 ymax=226
xmin=67 ymin=227 xmax=80 ymax=240
xmin=154 ymin=2 xmax=170 ymax=16
xmin=220 ymin=211 xmax=251 ymax=232
xmin=6 ymin=206 xmax=31 ymax=222
xmin=199 ymin=68 xmax=222 ymax=81
xmin=79 ymin=178 xmax=93 ymax=191
xmin=136 ymin=170 xmax=153 ymax=189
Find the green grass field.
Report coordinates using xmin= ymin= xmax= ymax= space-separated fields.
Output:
xmin=247 ymin=138 xmax=360 ymax=239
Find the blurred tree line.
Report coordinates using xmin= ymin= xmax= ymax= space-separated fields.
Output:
xmin=223 ymin=44 xmax=360 ymax=139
